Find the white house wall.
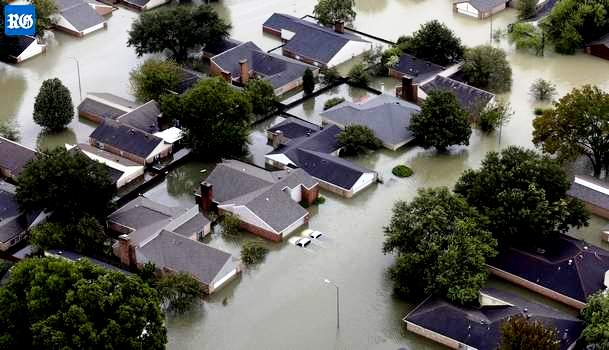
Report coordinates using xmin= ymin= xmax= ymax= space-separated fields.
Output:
xmin=143 ymin=0 xmax=170 ymax=10
xmin=327 ymin=40 xmax=372 ymax=67
xmin=265 ymin=153 xmax=295 ymax=167
xmin=456 ymin=2 xmax=479 ymax=17
xmin=81 ymin=22 xmax=105 ymax=36
xmin=351 ymin=172 xmax=376 ymax=195
xmin=145 ymin=143 xmax=172 ymax=164
xmin=211 ymin=261 xmax=239 ymax=292
xmin=18 ymin=41 xmax=45 ymax=62
xmin=280 ymin=215 xmax=307 ymax=237
xmin=54 ymin=14 xmax=78 ymax=33
xmin=287 ymin=185 xmax=302 ymax=203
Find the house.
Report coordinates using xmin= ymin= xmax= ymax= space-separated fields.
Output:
xmin=0 ymin=36 xmax=46 ymax=64
xmin=46 ymin=249 xmax=131 ymax=274
xmin=388 ymin=53 xmax=445 ymax=84
xmin=115 ymin=100 xmax=161 ymax=134
xmin=420 ymin=75 xmax=495 ymax=114
xmin=66 ymin=143 xmax=144 ymax=188
xmin=202 ymin=37 xmax=242 ymax=59
xmin=263 ymin=13 xmax=372 ymax=68
xmin=210 ymin=41 xmax=317 ymax=95
xmin=54 ymin=0 xmax=107 ymax=37
xmin=89 ymin=120 xmax=172 ymax=165
xmin=0 ymin=182 xmax=46 ymax=251
xmin=266 ymin=118 xmax=377 ymax=198
xmin=198 ymin=159 xmax=319 ymax=241
xmin=0 ymin=137 xmax=38 ymax=181
xmin=120 ymin=0 xmax=170 ymax=11
xmin=567 ymin=175 xmax=609 ymax=221
xmin=405 ymin=288 xmax=582 ymax=350
xmin=172 ymin=68 xmax=203 ymax=95
xmin=78 ymin=92 xmax=140 ymax=124
xmin=87 ymin=0 xmax=115 ymax=16
xmin=320 ymin=94 xmax=421 ymax=151
xmin=586 ymin=34 xmax=609 ymax=61
xmin=487 ymin=234 xmax=609 ymax=310
xmin=453 ymin=0 xmax=509 ymax=19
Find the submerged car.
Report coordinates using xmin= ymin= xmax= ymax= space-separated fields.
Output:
xmin=309 ymin=230 xmax=323 ymax=239
xmin=295 ymin=237 xmax=312 ymax=247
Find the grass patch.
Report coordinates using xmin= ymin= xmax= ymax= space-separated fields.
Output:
xmin=324 ymin=97 xmax=346 ymax=110
xmin=392 ymin=165 xmax=413 ymax=178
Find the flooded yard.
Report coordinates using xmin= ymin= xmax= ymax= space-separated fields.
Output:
xmin=2 ymin=0 xmax=609 ymax=349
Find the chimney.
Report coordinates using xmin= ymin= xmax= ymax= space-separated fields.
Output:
xmin=334 ymin=21 xmax=345 ymax=34
xmin=199 ymin=183 xmax=213 ymax=213
xmin=117 ymin=234 xmax=135 ymax=267
xmin=271 ymin=130 xmax=284 ymax=148
xmin=239 ymin=59 xmax=250 ymax=85
xmin=401 ymin=75 xmax=418 ymax=103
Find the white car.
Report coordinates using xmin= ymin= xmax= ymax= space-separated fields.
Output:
xmin=309 ymin=230 xmax=323 ymax=239
xmin=295 ymin=237 xmax=312 ymax=248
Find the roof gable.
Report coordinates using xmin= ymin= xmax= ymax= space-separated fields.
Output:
xmin=117 ymin=100 xmax=161 ymax=134
xmin=56 ymin=0 xmax=105 ymax=31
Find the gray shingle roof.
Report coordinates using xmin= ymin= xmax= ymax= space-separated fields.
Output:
xmin=55 ymin=0 xmax=105 ymax=32
xmin=567 ymin=176 xmax=609 ymax=211
xmin=421 ymin=75 xmax=495 ymax=114
xmin=0 ymin=36 xmax=36 ymax=59
xmin=321 ymin=94 xmax=421 ymax=148
xmin=406 ymin=288 xmax=582 ymax=350
xmin=89 ymin=120 xmax=162 ymax=159
xmin=88 ymin=93 xmax=139 ymax=110
xmin=78 ymin=98 xmax=129 ymax=121
xmin=263 ymin=13 xmax=369 ymax=65
xmin=392 ymin=53 xmax=445 ymax=83
xmin=268 ymin=117 xmax=321 ymax=139
xmin=0 ymin=137 xmax=37 ymax=178
xmin=589 ymin=33 xmax=609 ymax=47
xmin=117 ymin=100 xmax=161 ymax=134
xmin=454 ymin=0 xmax=508 ymax=12
xmin=203 ymin=37 xmax=242 ymax=57
xmin=0 ymin=182 xmax=23 ymax=243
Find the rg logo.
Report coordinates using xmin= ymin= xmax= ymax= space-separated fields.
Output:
xmin=4 ymin=5 xmax=36 ymax=36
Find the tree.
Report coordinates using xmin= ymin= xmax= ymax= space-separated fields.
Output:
xmin=324 ymin=97 xmax=346 ymax=110
xmin=397 ymin=20 xmax=465 ymax=66
xmin=383 ymin=187 xmax=497 ymax=304
xmin=508 ymin=23 xmax=545 ymax=56
xmin=313 ymin=0 xmax=356 ymax=27
xmin=241 ymin=241 xmax=269 ymax=265
xmin=462 ymin=45 xmax=512 ymax=93
xmin=129 ymin=58 xmax=181 ymax=102
xmin=31 ymin=215 xmax=110 ymax=257
xmin=582 ymin=292 xmax=609 ymax=349
xmin=320 ymin=67 xmax=342 ymax=85
xmin=410 ymin=90 xmax=471 ymax=151
xmin=477 ymin=100 xmax=512 ymax=132
xmin=128 ymin=5 xmax=230 ymax=62
xmin=0 ymin=258 xmax=167 ymax=349
xmin=530 ymin=78 xmax=557 ymax=101
xmin=221 ymin=213 xmax=242 ymax=237
xmin=155 ymin=273 xmax=203 ymax=314
xmin=303 ymin=68 xmax=315 ymax=95
xmin=244 ymin=79 xmax=277 ymax=116
xmin=498 ymin=315 xmax=559 ymax=350
xmin=348 ymin=63 xmax=370 ymax=86
xmin=0 ymin=119 xmax=19 ymax=141
xmin=29 ymin=0 xmax=58 ymax=37
xmin=337 ymin=124 xmax=382 ymax=155
xmin=16 ymin=147 xmax=115 ymax=222
xmin=33 ymin=78 xmax=74 ymax=131
xmin=517 ymin=0 xmax=538 ymax=20
xmin=167 ymin=78 xmax=252 ymax=159
xmin=454 ymin=146 xmax=589 ymax=245
xmin=533 ymin=85 xmax=609 ymax=178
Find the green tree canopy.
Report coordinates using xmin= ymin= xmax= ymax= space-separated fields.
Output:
xmin=33 ymin=78 xmax=74 ymax=131
xmin=498 ymin=315 xmax=560 ymax=350
xmin=0 ymin=257 xmax=167 ymax=349
xmin=337 ymin=124 xmax=382 ymax=155
xmin=517 ymin=0 xmax=538 ymax=20
xmin=313 ymin=0 xmax=356 ymax=26
xmin=454 ymin=146 xmax=589 ymax=245
xmin=31 ymin=215 xmax=110 ymax=257
xmin=30 ymin=0 xmax=58 ymax=37
xmin=397 ymin=20 xmax=465 ymax=66
xmin=0 ymin=119 xmax=19 ymax=141
xmin=533 ymin=85 xmax=609 ymax=178
xmin=303 ymin=68 xmax=315 ymax=94
xmin=462 ymin=45 xmax=512 ymax=93
xmin=129 ymin=58 xmax=182 ymax=102
xmin=16 ymin=147 xmax=115 ymax=222
xmin=128 ymin=5 xmax=230 ymax=62
xmin=383 ymin=187 xmax=497 ymax=304
xmin=508 ymin=22 xmax=545 ymax=56
xmin=155 ymin=272 xmax=203 ymax=314
xmin=582 ymin=292 xmax=609 ymax=348
xmin=410 ymin=90 xmax=471 ymax=151
xmin=477 ymin=100 xmax=512 ymax=133
xmin=530 ymin=78 xmax=557 ymax=101
xmin=241 ymin=240 xmax=269 ymax=265
xmin=347 ymin=62 xmax=370 ymax=86
xmin=244 ymin=79 xmax=277 ymax=116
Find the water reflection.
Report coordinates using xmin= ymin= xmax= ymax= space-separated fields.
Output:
xmin=0 ymin=68 xmax=27 ymax=122
xmin=36 ymin=128 xmax=77 ymax=151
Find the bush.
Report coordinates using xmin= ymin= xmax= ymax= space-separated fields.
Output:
xmin=348 ymin=63 xmax=370 ymax=86
xmin=313 ymin=196 xmax=326 ymax=205
xmin=303 ymin=68 xmax=315 ymax=94
xmin=33 ymin=78 xmax=74 ymax=131
xmin=530 ymin=79 xmax=557 ymax=101
xmin=221 ymin=214 xmax=242 ymax=237
xmin=477 ymin=101 xmax=512 ymax=133
xmin=241 ymin=241 xmax=269 ymax=265
xmin=155 ymin=272 xmax=203 ymax=314
xmin=392 ymin=165 xmax=413 ymax=178
xmin=320 ymin=67 xmax=342 ymax=86
xmin=462 ymin=45 xmax=512 ymax=93
xmin=324 ymin=97 xmax=346 ymax=110
xmin=337 ymin=124 xmax=382 ymax=155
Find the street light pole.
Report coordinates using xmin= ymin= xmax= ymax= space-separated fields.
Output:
xmin=68 ymin=56 xmax=82 ymax=102
xmin=324 ymin=279 xmax=340 ymax=329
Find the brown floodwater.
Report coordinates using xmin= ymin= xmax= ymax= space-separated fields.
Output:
xmin=2 ymin=0 xmax=609 ymax=349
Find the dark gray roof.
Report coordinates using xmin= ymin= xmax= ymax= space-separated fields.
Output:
xmin=392 ymin=53 xmax=445 ymax=83
xmin=172 ymin=69 xmax=203 ymax=95
xmin=47 ymin=249 xmax=131 ymax=274
xmin=117 ymin=100 xmax=161 ymax=134
xmin=108 ymin=196 xmax=181 ymax=230
xmin=590 ymin=33 xmax=609 ymax=47
xmin=55 ymin=0 xmax=105 ymax=31
xmin=0 ymin=182 xmax=24 ymax=243
xmin=203 ymin=37 xmax=242 ymax=57
xmin=121 ymin=0 xmax=148 ymax=8
xmin=421 ymin=75 xmax=495 ymax=114
xmin=321 ymin=94 xmax=421 ymax=148
xmin=455 ymin=0 xmax=508 ymax=12
xmin=263 ymin=13 xmax=369 ymax=65
xmin=88 ymin=93 xmax=139 ymax=110
xmin=406 ymin=288 xmax=582 ymax=350
xmin=89 ymin=120 xmax=162 ymax=158
xmin=268 ymin=117 xmax=321 ymax=139
xmin=78 ymin=98 xmax=129 ymax=121
xmin=211 ymin=41 xmax=313 ymax=90
xmin=0 ymin=137 xmax=37 ymax=177
xmin=567 ymin=176 xmax=609 ymax=211
xmin=137 ymin=230 xmax=233 ymax=285
xmin=488 ymin=234 xmax=609 ymax=303
xmin=0 ymin=36 xmax=36 ymax=59
xmin=172 ymin=212 xmax=211 ymax=237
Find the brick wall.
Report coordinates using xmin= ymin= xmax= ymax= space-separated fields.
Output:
xmin=302 ymin=184 xmax=319 ymax=204
xmin=78 ymin=111 xmax=105 ymax=125
xmin=585 ymin=203 xmax=609 ymax=220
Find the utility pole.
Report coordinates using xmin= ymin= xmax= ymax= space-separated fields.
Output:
xmin=324 ymin=279 xmax=340 ymax=329
xmin=68 ymin=56 xmax=82 ymax=102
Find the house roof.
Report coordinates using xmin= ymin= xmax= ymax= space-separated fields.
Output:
xmin=392 ymin=53 xmax=445 ymax=83
xmin=47 ymin=249 xmax=131 ymax=274
xmin=488 ymin=234 xmax=609 ymax=303
xmin=78 ymin=98 xmax=131 ymax=121
xmin=55 ymin=0 xmax=105 ymax=32
xmin=421 ymin=75 xmax=495 ymax=114
xmin=89 ymin=120 xmax=163 ymax=158
xmin=0 ymin=182 xmax=33 ymax=244
xmin=454 ymin=0 xmax=508 ymax=12
xmin=211 ymin=41 xmax=313 ymax=90
xmin=263 ymin=13 xmax=369 ymax=65
xmin=203 ymin=37 xmax=242 ymax=57
xmin=0 ymin=36 xmax=37 ymax=59
xmin=406 ymin=288 xmax=582 ymax=350
xmin=70 ymin=143 xmax=143 ymax=185
xmin=321 ymin=94 xmax=421 ymax=148
xmin=137 ymin=229 xmax=233 ymax=285
xmin=116 ymin=100 xmax=161 ymax=134
xmin=567 ymin=175 xmax=609 ymax=211
xmin=88 ymin=93 xmax=140 ymax=110
xmin=172 ymin=68 xmax=203 ymax=95
xmin=0 ymin=136 xmax=37 ymax=177
xmin=268 ymin=117 xmax=321 ymax=139
xmin=589 ymin=33 xmax=609 ymax=47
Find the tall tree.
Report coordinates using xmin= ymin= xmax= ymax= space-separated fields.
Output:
xmin=410 ymin=90 xmax=471 ymax=151
xmin=498 ymin=315 xmax=560 ymax=350
xmin=533 ymin=85 xmax=609 ymax=178
xmin=397 ymin=20 xmax=465 ymax=66
xmin=313 ymin=0 xmax=356 ymax=26
xmin=517 ymin=0 xmax=538 ymax=20
xmin=303 ymin=68 xmax=315 ymax=94
xmin=462 ymin=45 xmax=512 ymax=93
xmin=0 ymin=257 xmax=167 ymax=349
xmin=337 ymin=124 xmax=382 ymax=155
xmin=129 ymin=58 xmax=182 ymax=102
xmin=244 ymin=79 xmax=277 ymax=116
xmin=30 ymin=215 xmax=110 ymax=257
xmin=582 ymin=292 xmax=609 ymax=349
xmin=383 ymin=187 xmax=497 ymax=304
xmin=454 ymin=146 xmax=589 ymax=245
xmin=128 ymin=5 xmax=230 ymax=62
xmin=29 ymin=0 xmax=58 ymax=37
xmin=33 ymin=78 xmax=74 ymax=131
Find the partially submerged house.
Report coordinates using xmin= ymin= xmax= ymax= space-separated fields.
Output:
xmin=266 ymin=118 xmax=377 ymax=198
xmin=120 ymin=0 xmax=170 ymax=11
xmin=567 ymin=175 xmax=609 ymax=221
xmin=198 ymin=159 xmax=319 ymax=241
xmin=586 ymin=34 xmax=609 ymax=61
xmin=405 ymin=288 xmax=582 ymax=350
xmin=202 ymin=37 xmax=242 ymax=59
xmin=210 ymin=41 xmax=316 ymax=95
xmin=453 ymin=0 xmax=509 ymax=19
xmin=487 ymin=234 xmax=609 ymax=310
xmin=78 ymin=92 xmax=140 ymax=124
xmin=0 ymin=137 xmax=38 ymax=181
xmin=263 ymin=13 xmax=372 ymax=68
xmin=0 ymin=182 xmax=46 ymax=251
xmin=0 ymin=36 xmax=46 ymax=64
xmin=320 ymin=94 xmax=421 ymax=151
xmin=388 ymin=53 xmax=445 ymax=83
xmin=54 ymin=0 xmax=107 ymax=37
xmin=420 ymin=75 xmax=495 ymax=114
